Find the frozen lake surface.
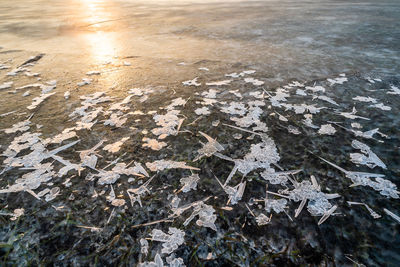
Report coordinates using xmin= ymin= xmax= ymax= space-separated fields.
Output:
xmin=0 ymin=0 xmax=399 ymax=266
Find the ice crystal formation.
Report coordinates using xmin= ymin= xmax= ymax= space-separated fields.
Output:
xmin=0 ymin=57 xmax=399 ymax=266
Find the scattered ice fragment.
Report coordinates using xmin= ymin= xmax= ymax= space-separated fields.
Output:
xmin=142 ymin=137 xmax=167 ymax=151
xmin=27 ymin=92 xmax=56 ymax=110
xmin=150 ymin=227 xmax=185 ymax=254
xmin=244 ymin=77 xmax=264 ymax=86
xmin=146 ymin=160 xmax=199 ymax=172
xmin=319 ymin=157 xmax=398 ymax=198
xmin=318 ymin=124 xmax=336 ymax=135
xmin=128 ymin=88 xmax=144 ymax=96
xmin=288 ymin=125 xmax=301 ymax=135
xmin=182 ymin=77 xmax=200 ymax=87
xmin=22 ymin=90 xmax=30 ymax=97
xmin=296 ymin=89 xmax=307 ymax=96
xmin=220 ymin=102 xmax=247 ymax=116
xmin=77 ymin=78 xmax=92 ymax=86
xmin=198 ymin=67 xmax=209 ymax=71
xmin=206 ymin=80 xmax=232 ymax=86
xmin=179 ymin=174 xmax=200 ymax=193
xmin=182 ymin=201 xmax=217 ymax=231
xmin=327 ymin=76 xmax=347 ymax=85
xmin=387 ymin=85 xmax=400 ymax=95
xmin=260 ymin=169 xmax=301 ymax=185
xmin=45 ymin=187 xmax=60 ymax=201
xmin=111 ymin=199 xmax=126 ymax=207
xmin=369 ymin=103 xmax=391 ymax=111
xmin=212 ymin=120 xmax=220 ymax=127
xmin=337 ymin=107 xmax=370 ymax=120
xmin=86 ymin=70 xmax=100 ymax=75
xmin=255 ymin=213 xmax=272 ymax=226
xmin=351 ymin=122 xmax=362 ymax=129
xmin=104 ymin=112 xmax=127 ymax=127
xmin=103 ymin=137 xmax=129 ymax=153
xmin=384 ymin=208 xmax=400 ymax=223
xmin=123 ymin=61 xmax=131 ymax=66
xmin=313 ymin=95 xmax=338 ymax=106
xmin=347 ymin=201 xmax=381 ymax=219
xmin=10 ymin=208 xmax=25 ymax=221
xmin=233 ymin=133 xmax=242 ymax=139
xmin=64 ymin=91 xmax=70 ymax=99
xmin=0 ymin=81 xmax=13 ymax=90
xmin=302 ymin=114 xmax=318 ymax=129
xmin=265 ymin=198 xmax=288 ymax=214
xmin=4 ymin=120 xmax=31 ymax=134
xmin=305 ymin=85 xmax=325 ymax=93
xmin=353 ymin=96 xmax=377 ymax=103
xmin=194 ymin=131 xmax=224 ymax=161
xmin=350 ymin=140 xmax=386 ymax=169
xmin=127 ymin=175 xmax=154 ymax=207
xmin=194 ymin=106 xmax=210 ymax=115
xmin=138 ymin=253 xmax=164 ymax=267
xmin=140 ymin=238 xmax=149 ymax=256
xmin=225 ymin=70 xmax=255 ymax=78
xmin=318 ymin=205 xmax=337 ymax=225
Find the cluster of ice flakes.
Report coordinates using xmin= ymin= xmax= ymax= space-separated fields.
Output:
xmin=150 ymin=227 xmax=185 ymax=254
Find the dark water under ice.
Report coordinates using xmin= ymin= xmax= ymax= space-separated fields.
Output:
xmin=0 ymin=0 xmax=399 ymax=266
